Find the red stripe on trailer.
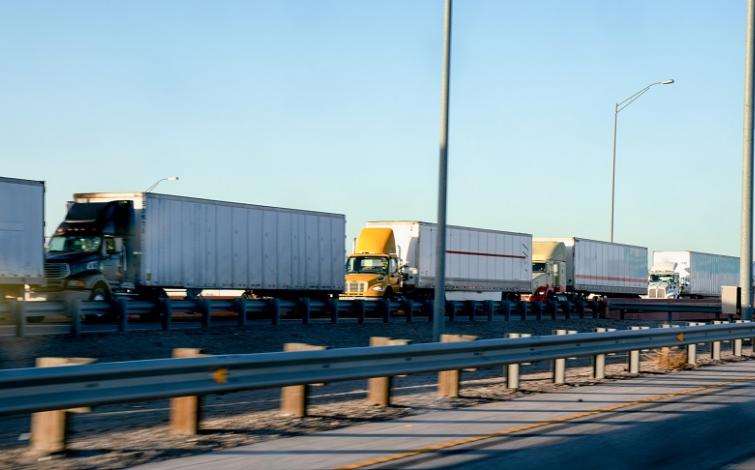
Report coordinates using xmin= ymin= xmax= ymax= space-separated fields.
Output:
xmin=575 ymin=274 xmax=647 ymax=283
xmin=446 ymin=250 xmax=527 ymax=259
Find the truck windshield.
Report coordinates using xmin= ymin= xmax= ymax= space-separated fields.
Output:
xmin=532 ymin=262 xmax=547 ymax=273
xmin=346 ymin=256 xmax=388 ymax=275
xmin=48 ymin=236 xmax=102 ymax=254
xmin=649 ymin=274 xmax=674 ymax=282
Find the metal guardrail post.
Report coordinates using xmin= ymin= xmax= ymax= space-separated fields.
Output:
xmin=69 ymin=299 xmax=82 ymax=337
xmin=548 ymin=301 xmax=557 ymax=320
xmin=712 ymin=321 xmax=724 ymax=360
xmin=200 ymin=299 xmax=212 ymax=329
xmin=403 ymin=299 xmax=414 ymax=323
xmin=563 ymin=301 xmax=572 ymax=320
xmin=300 ymin=298 xmax=311 ymax=325
xmin=576 ymin=298 xmax=585 ymax=319
xmin=485 ymin=300 xmax=494 ymax=321
xmin=14 ymin=301 xmax=26 ymax=338
xmin=501 ymin=300 xmax=511 ymax=321
xmin=382 ymin=299 xmax=391 ymax=323
xmin=280 ymin=343 xmax=327 ymax=417
xmin=270 ymin=298 xmax=281 ymax=325
xmin=236 ymin=298 xmax=248 ymax=328
xmin=593 ymin=327 xmax=615 ymax=379
xmin=465 ymin=300 xmax=476 ymax=322
xmin=628 ymin=326 xmax=649 ymax=374
xmin=506 ymin=332 xmax=531 ymax=389
xmin=438 ymin=334 xmax=478 ymax=397
xmin=29 ymin=357 xmax=95 ymax=455
xmin=161 ymin=298 xmax=172 ymax=331
xmin=518 ymin=301 xmax=527 ymax=320
xmin=367 ymin=337 xmax=411 ymax=406
xmin=553 ymin=330 xmax=577 ymax=384
xmin=734 ymin=320 xmax=747 ymax=356
xmin=686 ymin=322 xmax=700 ymax=366
xmin=169 ymin=348 xmax=207 ymax=435
xmin=116 ymin=298 xmax=129 ymax=333
xmin=533 ymin=301 xmax=543 ymax=320
xmin=447 ymin=301 xmax=457 ymax=323
xmin=355 ymin=300 xmax=365 ymax=324
xmin=329 ymin=299 xmax=339 ymax=324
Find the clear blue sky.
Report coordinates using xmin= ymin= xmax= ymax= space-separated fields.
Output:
xmin=0 ymin=1 xmax=746 ymax=256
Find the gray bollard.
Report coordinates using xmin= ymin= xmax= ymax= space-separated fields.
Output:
xmin=506 ymin=332 xmax=531 ymax=390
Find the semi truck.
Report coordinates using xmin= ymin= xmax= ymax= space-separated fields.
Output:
xmin=342 ymin=220 xmax=532 ymax=301
xmin=531 ymin=237 xmax=648 ymax=301
xmin=0 ymin=177 xmax=45 ymax=299
xmin=38 ymin=192 xmax=345 ymax=301
xmin=647 ymin=251 xmax=739 ymax=299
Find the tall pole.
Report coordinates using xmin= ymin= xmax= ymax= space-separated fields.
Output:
xmin=433 ymin=0 xmax=452 ymax=341
xmin=610 ymin=103 xmax=619 ymax=243
xmin=740 ymin=0 xmax=755 ymax=321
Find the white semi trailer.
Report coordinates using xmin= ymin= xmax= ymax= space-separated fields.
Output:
xmin=648 ymin=251 xmax=739 ymax=299
xmin=532 ymin=237 xmax=648 ymax=300
xmin=0 ymin=177 xmax=45 ymax=298
xmin=343 ymin=220 xmax=532 ymax=301
xmin=39 ymin=192 xmax=345 ymax=301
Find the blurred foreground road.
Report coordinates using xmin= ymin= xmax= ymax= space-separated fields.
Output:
xmin=136 ymin=360 xmax=755 ymax=470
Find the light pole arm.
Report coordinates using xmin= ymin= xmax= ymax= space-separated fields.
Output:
xmin=616 ymin=82 xmax=665 ymax=113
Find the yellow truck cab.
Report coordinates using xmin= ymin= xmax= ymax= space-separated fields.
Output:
xmin=343 ymin=227 xmax=402 ymax=299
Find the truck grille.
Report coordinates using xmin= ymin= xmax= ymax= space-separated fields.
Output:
xmin=345 ymin=282 xmax=366 ymax=295
xmin=648 ymin=287 xmax=665 ymax=299
xmin=44 ymin=263 xmax=71 ymax=280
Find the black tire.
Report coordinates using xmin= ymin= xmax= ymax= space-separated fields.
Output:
xmin=87 ymin=283 xmax=114 ymax=322
xmin=384 ymin=287 xmax=395 ymax=301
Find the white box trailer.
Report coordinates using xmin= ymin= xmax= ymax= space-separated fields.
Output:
xmin=52 ymin=192 xmax=345 ymax=297
xmin=651 ymin=251 xmax=739 ymax=297
xmin=365 ymin=221 xmax=532 ymax=294
xmin=535 ymin=237 xmax=648 ymax=296
xmin=0 ymin=177 xmax=45 ymax=296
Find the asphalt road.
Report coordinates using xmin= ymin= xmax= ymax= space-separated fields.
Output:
xmin=135 ymin=360 xmax=755 ymax=470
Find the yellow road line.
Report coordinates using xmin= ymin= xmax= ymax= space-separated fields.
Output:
xmin=334 ymin=374 xmax=755 ymax=470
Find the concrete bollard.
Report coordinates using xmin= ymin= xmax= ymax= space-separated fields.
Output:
xmin=712 ymin=320 xmax=724 ymax=360
xmin=280 ymin=343 xmax=327 ymax=417
xmin=29 ymin=357 xmax=95 ymax=455
xmin=367 ymin=337 xmax=411 ymax=406
xmin=628 ymin=326 xmax=649 ymax=374
xmin=438 ymin=334 xmax=478 ymax=398
xmin=506 ymin=332 xmax=531 ymax=390
xmin=593 ymin=327 xmax=616 ymax=379
xmin=170 ymin=348 xmax=207 ymax=435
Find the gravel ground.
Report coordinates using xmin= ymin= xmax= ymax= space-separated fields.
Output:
xmin=0 ymin=319 xmax=742 ymax=469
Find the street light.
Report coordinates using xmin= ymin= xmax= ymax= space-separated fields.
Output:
xmin=144 ymin=176 xmax=179 ymax=193
xmin=609 ymin=79 xmax=674 ymax=242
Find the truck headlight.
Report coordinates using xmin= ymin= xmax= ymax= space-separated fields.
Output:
xmin=371 ymin=285 xmax=384 ymax=292
xmin=66 ymin=279 xmax=87 ymax=288
xmin=86 ymin=261 xmax=100 ymax=270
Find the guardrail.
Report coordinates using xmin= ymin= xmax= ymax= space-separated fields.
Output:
xmin=1 ymin=297 xmax=606 ymax=337
xmin=605 ymin=299 xmax=725 ymax=321
xmin=3 ymin=321 xmax=752 ymax=454
xmin=1 ymin=321 xmax=752 ymax=416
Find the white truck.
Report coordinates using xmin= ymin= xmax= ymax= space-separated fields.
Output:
xmin=648 ymin=251 xmax=739 ymax=299
xmin=532 ymin=237 xmax=648 ymax=300
xmin=38 ymin=192 xmax=345 ymax=301
xmin=0 ymin=177 xmax=45 ymax=298
xmin=343 ymin=220 xmax=532 ymax=301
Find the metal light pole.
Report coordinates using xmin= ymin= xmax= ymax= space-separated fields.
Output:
xmin=609 ymin=79 xmax=674 ymax=242
xmin=433 ymin=0 xmax=452 ymax=342
xmin=740 ymin=0 xmax=755 ymax=321
xmin=145 ymin=176 xmax=179 ymax=193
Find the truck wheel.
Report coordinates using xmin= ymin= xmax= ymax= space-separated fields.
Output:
xmin=384 ymin=287 xmax=395 ymax=301
xmin=88 ymin=284 xmax=113 ymax=322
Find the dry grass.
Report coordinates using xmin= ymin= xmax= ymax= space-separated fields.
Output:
xmin=650 ymin=347 xmax=688 ymax=370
